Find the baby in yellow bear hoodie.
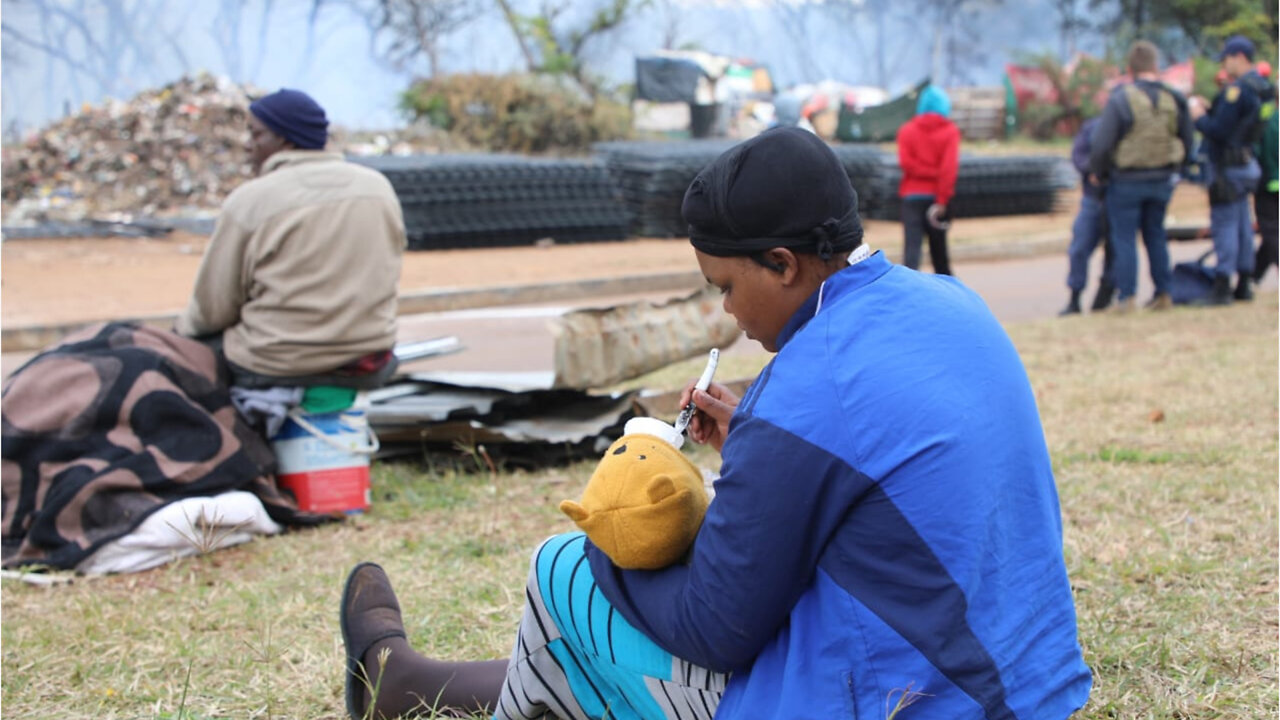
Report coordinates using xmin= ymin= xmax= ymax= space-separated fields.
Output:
xmin=559 ymin=417 xmax=710 ymax=570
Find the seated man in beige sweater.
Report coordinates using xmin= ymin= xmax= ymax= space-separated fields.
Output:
xmin=176 ymin=88 xmax=405 ymax=390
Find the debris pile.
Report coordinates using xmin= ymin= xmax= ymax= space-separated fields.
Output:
xmin=2 ymin=73 xmax=255 ymax=224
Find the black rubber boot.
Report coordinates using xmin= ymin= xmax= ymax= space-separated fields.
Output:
xmin=1194 ymin=274 xmax=1233 ymax=306
xmin=1090 ymin=279 xmax=1115 ymax=311
xmin=1234 ymin=273 xmax=1254 ymax=301
xmin=1059 ymin=290 xmax=1082 ymax=316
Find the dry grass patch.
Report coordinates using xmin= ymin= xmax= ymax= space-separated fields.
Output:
xmin=2 ymin=297 xmax=1276 ymax=719
xmin=1019 ymin=297 xmax=1279 ymax=718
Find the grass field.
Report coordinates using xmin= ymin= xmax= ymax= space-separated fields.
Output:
xmin=2 ymin=297 xmax=1276 ymax=720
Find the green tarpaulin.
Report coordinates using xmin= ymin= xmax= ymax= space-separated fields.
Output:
xmin=836 ymin=79 xmax=930 ymax=143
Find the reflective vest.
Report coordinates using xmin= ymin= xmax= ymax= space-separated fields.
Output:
xmin=1247 ymin=72 xmax=1279 ymax=191
xmin=1114 ymin=84 xmax=1185 ymax=170
xmin=1261 ymin=101 xmax=1278 ymax=192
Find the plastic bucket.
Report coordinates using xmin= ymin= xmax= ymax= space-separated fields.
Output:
xmin=271 ymin=409 xmax=379 ymax=514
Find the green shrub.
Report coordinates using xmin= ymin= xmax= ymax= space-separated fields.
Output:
xmin=400 ymin=73 xmax=632 ymax=154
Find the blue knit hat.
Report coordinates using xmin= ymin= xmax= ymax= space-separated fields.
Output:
xmin=1217 ymin=35 xmax=1256 ymax=62
xmin=249 ymin=89 xmax=329 ymax=150
xmin=916 ymin=85 xmax=951 ymax=118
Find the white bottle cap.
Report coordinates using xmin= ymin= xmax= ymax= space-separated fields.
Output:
xmin=623 ymin=416 xmax=685 ymax=450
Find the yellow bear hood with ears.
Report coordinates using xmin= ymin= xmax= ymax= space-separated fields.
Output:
xmin=559 ymin=433 xmax=709 ymax=570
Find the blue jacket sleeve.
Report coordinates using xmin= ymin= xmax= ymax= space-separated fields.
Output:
xmin=586 ymin=414 xmax=866 ymax=673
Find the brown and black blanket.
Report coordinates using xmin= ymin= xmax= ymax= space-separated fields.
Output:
xmin=2 ymin=323 xmax=326 ymax=570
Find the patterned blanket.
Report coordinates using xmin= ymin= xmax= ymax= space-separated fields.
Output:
xmin=2 ymin=323 xmax=327 ymax=570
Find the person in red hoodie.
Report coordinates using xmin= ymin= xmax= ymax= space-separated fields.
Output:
xmin=896 ymin=84 xmax=961 ymax=274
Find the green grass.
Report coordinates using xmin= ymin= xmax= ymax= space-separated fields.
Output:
xmin=2 ymin=297 xmax=1277 ymax=719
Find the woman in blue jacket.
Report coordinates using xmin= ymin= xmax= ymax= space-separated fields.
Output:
xmin=339 ymin=127 xmax=1093 ymax=720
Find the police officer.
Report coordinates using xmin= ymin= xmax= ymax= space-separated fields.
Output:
xmin=1059 ymin=116 xmax=1116 ymax=315
xmin=1089 ymin=40 xmax=1195 ymax=314
xmin=1189 ymin=35 xmax=1265 ymax=305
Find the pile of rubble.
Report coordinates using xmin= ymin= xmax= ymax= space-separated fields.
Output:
xmin=2 ymin=73 xmax=256 ymax=225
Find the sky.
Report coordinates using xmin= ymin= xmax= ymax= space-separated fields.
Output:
xmin=0 ymin=0 xmax=1099 ymax=136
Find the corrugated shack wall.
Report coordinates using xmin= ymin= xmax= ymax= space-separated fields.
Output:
xmin=950 ymin=87 xmax=1008 ymax=141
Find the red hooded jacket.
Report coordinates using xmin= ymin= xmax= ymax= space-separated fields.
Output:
xmin=896 ymin=113 xmax=961 ymax=207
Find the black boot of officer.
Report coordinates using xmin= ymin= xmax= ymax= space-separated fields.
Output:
xmin=1059 ymin=289 xmax=1082 ymax=316
xmin=1234 ymin=273 xmax=1254 ymax=301
xmin=1195 ymin=274 xmax=1234 ymax=306
xmin=1090 ymin=278 xmax=1115 ymax=311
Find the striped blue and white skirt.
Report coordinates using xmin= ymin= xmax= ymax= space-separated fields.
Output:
xmin=494 ymin=533 xmax=727 ymax=720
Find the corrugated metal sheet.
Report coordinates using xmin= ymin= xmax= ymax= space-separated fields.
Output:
xmin=366 ymin=379 xmax=636 ymax=462
xmin=363 ymin=288 xmax=737 ymax=464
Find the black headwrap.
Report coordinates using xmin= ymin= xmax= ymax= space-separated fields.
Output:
xmin=682 ymin=127 xmax=863 ymax=261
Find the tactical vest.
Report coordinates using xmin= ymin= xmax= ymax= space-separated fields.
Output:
xmin=1114 ymin=84 xmax=1185 ymax=170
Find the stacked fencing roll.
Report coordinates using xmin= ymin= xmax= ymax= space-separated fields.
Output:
xmin=593 ymin=140 xmax=738 ymax=237
xmin=353 ymin=154 xmax=631 ymax=250
xmin=829 ymin=144 xmax=898 ymax=220
xmin=354 ymin=146 xmax=1073 ymax=250
xmin=866 ymin=155 xmax=1073 ymax=221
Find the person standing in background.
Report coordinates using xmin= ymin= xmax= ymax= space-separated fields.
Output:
xmin=1060 ymin=116 xmax=1116 ymax=315
xmin=897 ymin=84 xmax=960 ymax=275
xmin=1189 ymin=36 xmax=1265 ymax=305
xmin=176 ymin=88 xmax=406 ymax=389
xmin=1250 ymin=64 xmax=1278 ymax=282
xmin=1089 ymin=41 xmax=1194 ymax=313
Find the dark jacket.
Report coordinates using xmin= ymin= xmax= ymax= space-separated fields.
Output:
xmin=1196 ymin=71 xmax=1263 ymax=164
xmin=1072 ymin=117 xmax=1105 ymax=199
xmin=1090 ymin=79 xmax=1194 ymax=182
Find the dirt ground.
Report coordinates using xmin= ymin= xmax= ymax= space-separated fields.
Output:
xmin=1 ymin=185 xmax=1212 ymax=328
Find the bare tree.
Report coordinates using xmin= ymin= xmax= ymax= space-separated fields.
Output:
xmin=902 ymin=0 xmax=1003 ymax=85
xmin=1 ymin=0 xmax=334 ymax=116
xmin=250 ymin=0 xmax=278 ymax=81
xmin=356 ymin=0 xmax=483 ymax=77
xmin=494 ymin=0 xmax=537 ymax=69
xmin=2 ymin=1 xmax=112 ymax=102
xmin=1053 ymin=0 xmax=1091 ymax=61
xmin=494 ymin=0 xmax=643 ymax=99
xmin=211 ymin=0 xmax=248 ymax=82
xmin=1 ymin=0 xmax=211 ymax=112
xmin=770 ymin=2 xmax=824 ymax=84
xmin=299 ymin=0 xmax=344 ymax=79
xmin=649 ymin=0 xmax=684 ymax=51
xmin=817 ymin=0 xmax=902 ymax=88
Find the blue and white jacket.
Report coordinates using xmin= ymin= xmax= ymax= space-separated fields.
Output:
xmin=588 ymin=251 xmax=1092 ymax=719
